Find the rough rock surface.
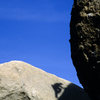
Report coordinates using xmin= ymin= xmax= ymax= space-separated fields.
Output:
xmin=70 ymin=0 xmax=100 ymax=100
xmin=0 ymin=61 xmax=90 ymax=100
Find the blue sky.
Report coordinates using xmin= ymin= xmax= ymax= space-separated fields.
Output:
xmin=0 ymin=0 xmax=82 ymax=87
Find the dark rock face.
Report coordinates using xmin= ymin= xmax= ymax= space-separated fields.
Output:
xmin=70 ymin=0 xmax=100 ymax=100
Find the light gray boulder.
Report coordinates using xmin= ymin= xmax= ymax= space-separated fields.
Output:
xmin=0 ymin=61 xmax=90 ymax=100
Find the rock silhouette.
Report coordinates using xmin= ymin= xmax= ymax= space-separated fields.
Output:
xmin=0 ymin=61 xmax=90 ymax=100
xmin=70 ymin=0 xmax=100 ymax=100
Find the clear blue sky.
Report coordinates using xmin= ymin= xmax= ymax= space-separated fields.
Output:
xmin=0 ymin=0 xmax=82 ymax=87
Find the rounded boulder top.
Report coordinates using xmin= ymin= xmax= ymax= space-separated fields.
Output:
xmin=0 ymin=61 xmax=90 ymax=100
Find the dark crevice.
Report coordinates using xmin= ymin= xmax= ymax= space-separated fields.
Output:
xmin=52 ymin=83 xmax=90 ymax=100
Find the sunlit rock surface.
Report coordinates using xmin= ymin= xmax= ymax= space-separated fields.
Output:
xmin=0 ymin=61 xmax=90 ymax=100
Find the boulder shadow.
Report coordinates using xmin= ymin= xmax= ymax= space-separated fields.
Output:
xmin=52 ymin=83 xmax=90 ymax=100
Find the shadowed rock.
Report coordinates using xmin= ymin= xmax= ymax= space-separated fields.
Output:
xmin=0 ymin=61 xmax=90 ymax=100
xmin=70 ymin=0 xmax=100 ymax=100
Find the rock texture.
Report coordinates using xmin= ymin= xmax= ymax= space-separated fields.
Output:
xmin=0 ymin=61 xmax=90 ymax=100
xmin=70 ymin=0 xmax=100 ymax=100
